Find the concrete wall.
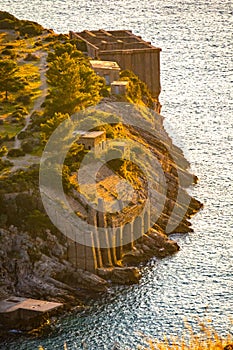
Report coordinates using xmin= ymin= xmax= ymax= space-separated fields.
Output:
xmin=78 ymin=133 xmax=106 ymax=154
xmin=67 ymin=201 xmax=151 ymax=272
xmin=91 ymin=67 xmax=120 ymax=85
xmin=99 ymin=49 xmax=161 ymax=99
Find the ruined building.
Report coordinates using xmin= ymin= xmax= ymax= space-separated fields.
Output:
xmin=90 ymin=60 xmax=120 ymax=85
xmin=70 ymin=29 xmax=162 ymax=102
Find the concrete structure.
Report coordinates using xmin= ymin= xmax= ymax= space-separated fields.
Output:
xmin=67 ymin=199 xmax=151 ymax=272
xmin=76 ymin=130 xmax=106 ymax=154
xmin=0 ymin=297 xmax=63 ymax=328
xmin=111 ymin=80 xmax=129 ymax=95
xmin=90 ymin=60 xmax=120 ymax=85
xmin=110 ymin=141 xmax=130 ymax=157
xmin=70 ymin=29 xmax=161 ymax=100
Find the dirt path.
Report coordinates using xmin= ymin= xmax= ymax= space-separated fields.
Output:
xmin=14 ymin=51 xmax=48 ymax=149
xmin=1 ymin=51 xmax=48 ymax=175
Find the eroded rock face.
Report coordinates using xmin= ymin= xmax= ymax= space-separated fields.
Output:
xmin=0 ymin=97 xmax=203 ymax=305
xmin=121 ymin=229 xmax=180 ymax=266
xmin=0 ymin=227 xmax=108 ymax=303
xmin=97 ymin=266 xmax=141 ymax=285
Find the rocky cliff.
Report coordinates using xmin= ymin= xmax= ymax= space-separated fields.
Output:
xmin=0 ymin=12 xmax=203 ymax=327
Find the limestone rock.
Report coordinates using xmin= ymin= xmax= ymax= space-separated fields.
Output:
xmin=0 ymin=227 xmax=108 ymax=304
xmin=97 ymin=266 xmax=141 ymax=284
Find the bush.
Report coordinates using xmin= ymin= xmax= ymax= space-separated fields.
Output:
xmin=25 ymin=209 xmax=54 ymax=234
xmin=24 ymin=53 xmax=40 ymax=61
xmin=17 ymin=130 xmax=30 ymax=140
xmin=21 ymin=141 xmax=34 ymax=153
xmin=0 ymin=158 xmax=13 ymax=171
xmin=10 ymin=107 xmax=28 ymax=122
xmin=0 ymin=145 xmax=8 ymax=157
xmin=33 ymin=41 xmax=42 ymax=47
xmin=10 ymin=112 xmax=25 ymax=123
xmin=15 ymin=94 xmax=31 ymax=106
xmin=21 ymin=138 xmax=39 ymax=153
xmin=0 ymin=19 xmax=16 ymax=30
xmin=0 ymin=11 xmax=17 ymax=21
xmin=7 ymin=148 xmax=25 ymax=157
xmin=5 ymin=45 xmax=14 ymax=49
xmin=1 ymin=48 xmax=13 ymax=56
xmin=19 ymin=21 xmax=44 ymax=37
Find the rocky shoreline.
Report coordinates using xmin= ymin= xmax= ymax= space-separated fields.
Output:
xmin=0 ymin=103 xmax=203 ymax=333
xmin=0 ymin=11 xmax=203 ymax=334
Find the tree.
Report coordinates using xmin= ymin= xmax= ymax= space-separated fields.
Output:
xmin=40 ymin=112 xmax=70 ymax=143
xmin=120 ymin=70 xmax=154 ymax=108
xmin=0 ymin=59 xmax=22 ymax=100
xmin=46 ymin=51 xmax=104 ymax=115
xmin=47 ymin=43 xmax=87 ymax=63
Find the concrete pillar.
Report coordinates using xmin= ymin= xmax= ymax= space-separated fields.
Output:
xmin=67 ymin=237 xmax=77 ymax=266
xmin=122 ymin=222 xmax=133 ymax=252
xmin=76 ymin=242 xmax=86 ymax=270
xmin=93 ymin=227 xmax=103 ymax=268
xmin=108 ymin=228 xmax=117 ymax=265
xmin=84 ymin=231 xmax=98 ymax=273
xmin=98 ymin=228 xmax=113 ymax=267
xmin=115 ymin=227 xmax=123 ymax=260
xmin=97 ymin=198 xmax=106 ymax=227
xmin=143 ymin=205 xmax=150 ymax=234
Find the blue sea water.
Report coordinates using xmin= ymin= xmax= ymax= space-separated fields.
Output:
xmin=0 ymin=0 xmax=232 ymax=349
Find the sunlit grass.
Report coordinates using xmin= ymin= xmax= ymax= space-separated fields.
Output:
xmin=143 ymin=320 xmax=233 ymax=350
xmin=0 ymin=123 xmax=22 ymax=138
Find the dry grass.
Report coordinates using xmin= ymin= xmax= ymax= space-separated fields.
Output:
xmin=144 ymin=320 xmax=233 ymax=350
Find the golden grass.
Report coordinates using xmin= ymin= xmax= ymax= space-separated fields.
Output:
xmin=0 ymin=123 xmax=22 ymax=138
xmin=144 ymin=320 xmax=233 ymax=350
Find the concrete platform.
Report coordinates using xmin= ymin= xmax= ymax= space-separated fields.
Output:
xmin=0 ymin=296 xmax=63 ymax=329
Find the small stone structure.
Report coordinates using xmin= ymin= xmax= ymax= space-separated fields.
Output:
xmin=110 ymin=140 xmax=130 ymax=156
xmin=111 ymin=80 xmax=129 ymax=95
xmin=0 ymin=296 xmax=63 ymax=329
xmin=90 ymin=60 xmax=120 ymax=85
xmin=76 ymin=130 xmax=106 ymax=154
xmin=70 ymin=29 xmax=161 ymax=100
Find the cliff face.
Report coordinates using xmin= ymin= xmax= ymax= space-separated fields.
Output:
xmin=0 ymin=225 xmax=108 ymax=303
xmin=0 ymin=101 xmax=203 ymax=303
xmin=0 ymin=12 xmax=202 ymax=309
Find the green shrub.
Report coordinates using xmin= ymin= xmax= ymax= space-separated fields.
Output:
xmin=16 ymin=94 xmax=31 ymax=106
xmin=24 ymin=53 xmax=40 ymax=61
xmin=19 ymin=21 xmax=44 ymax=37
xmin=5 ymin=45 xmax=14 ymax=49
xmin=1 ymin=48 xmax=13 ymax=56
xmin=120 ymin=69 xmax=155 ymax=108
xmin=0 ymin=19 xmax=16 ymax=30
xmin=0 ymin=11 xmax=17 ymax=21
xmin=0 ymin=158 xmax=13 ymax=171
xmin=21 ymin=138 xmax=39 ymax=153
xmin=7 ymin=148 xmax=25 ymax=157
xmin=0 ymin=145 xmax=8 ymax=157
xmin=10 ymin=107 xmax=28 ymax=122
xmin=17 ymin=130 xmax=30 ymax=140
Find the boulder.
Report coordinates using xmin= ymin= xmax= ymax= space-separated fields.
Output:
xmin=97 ymin=266 xmax=141 ymax=284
